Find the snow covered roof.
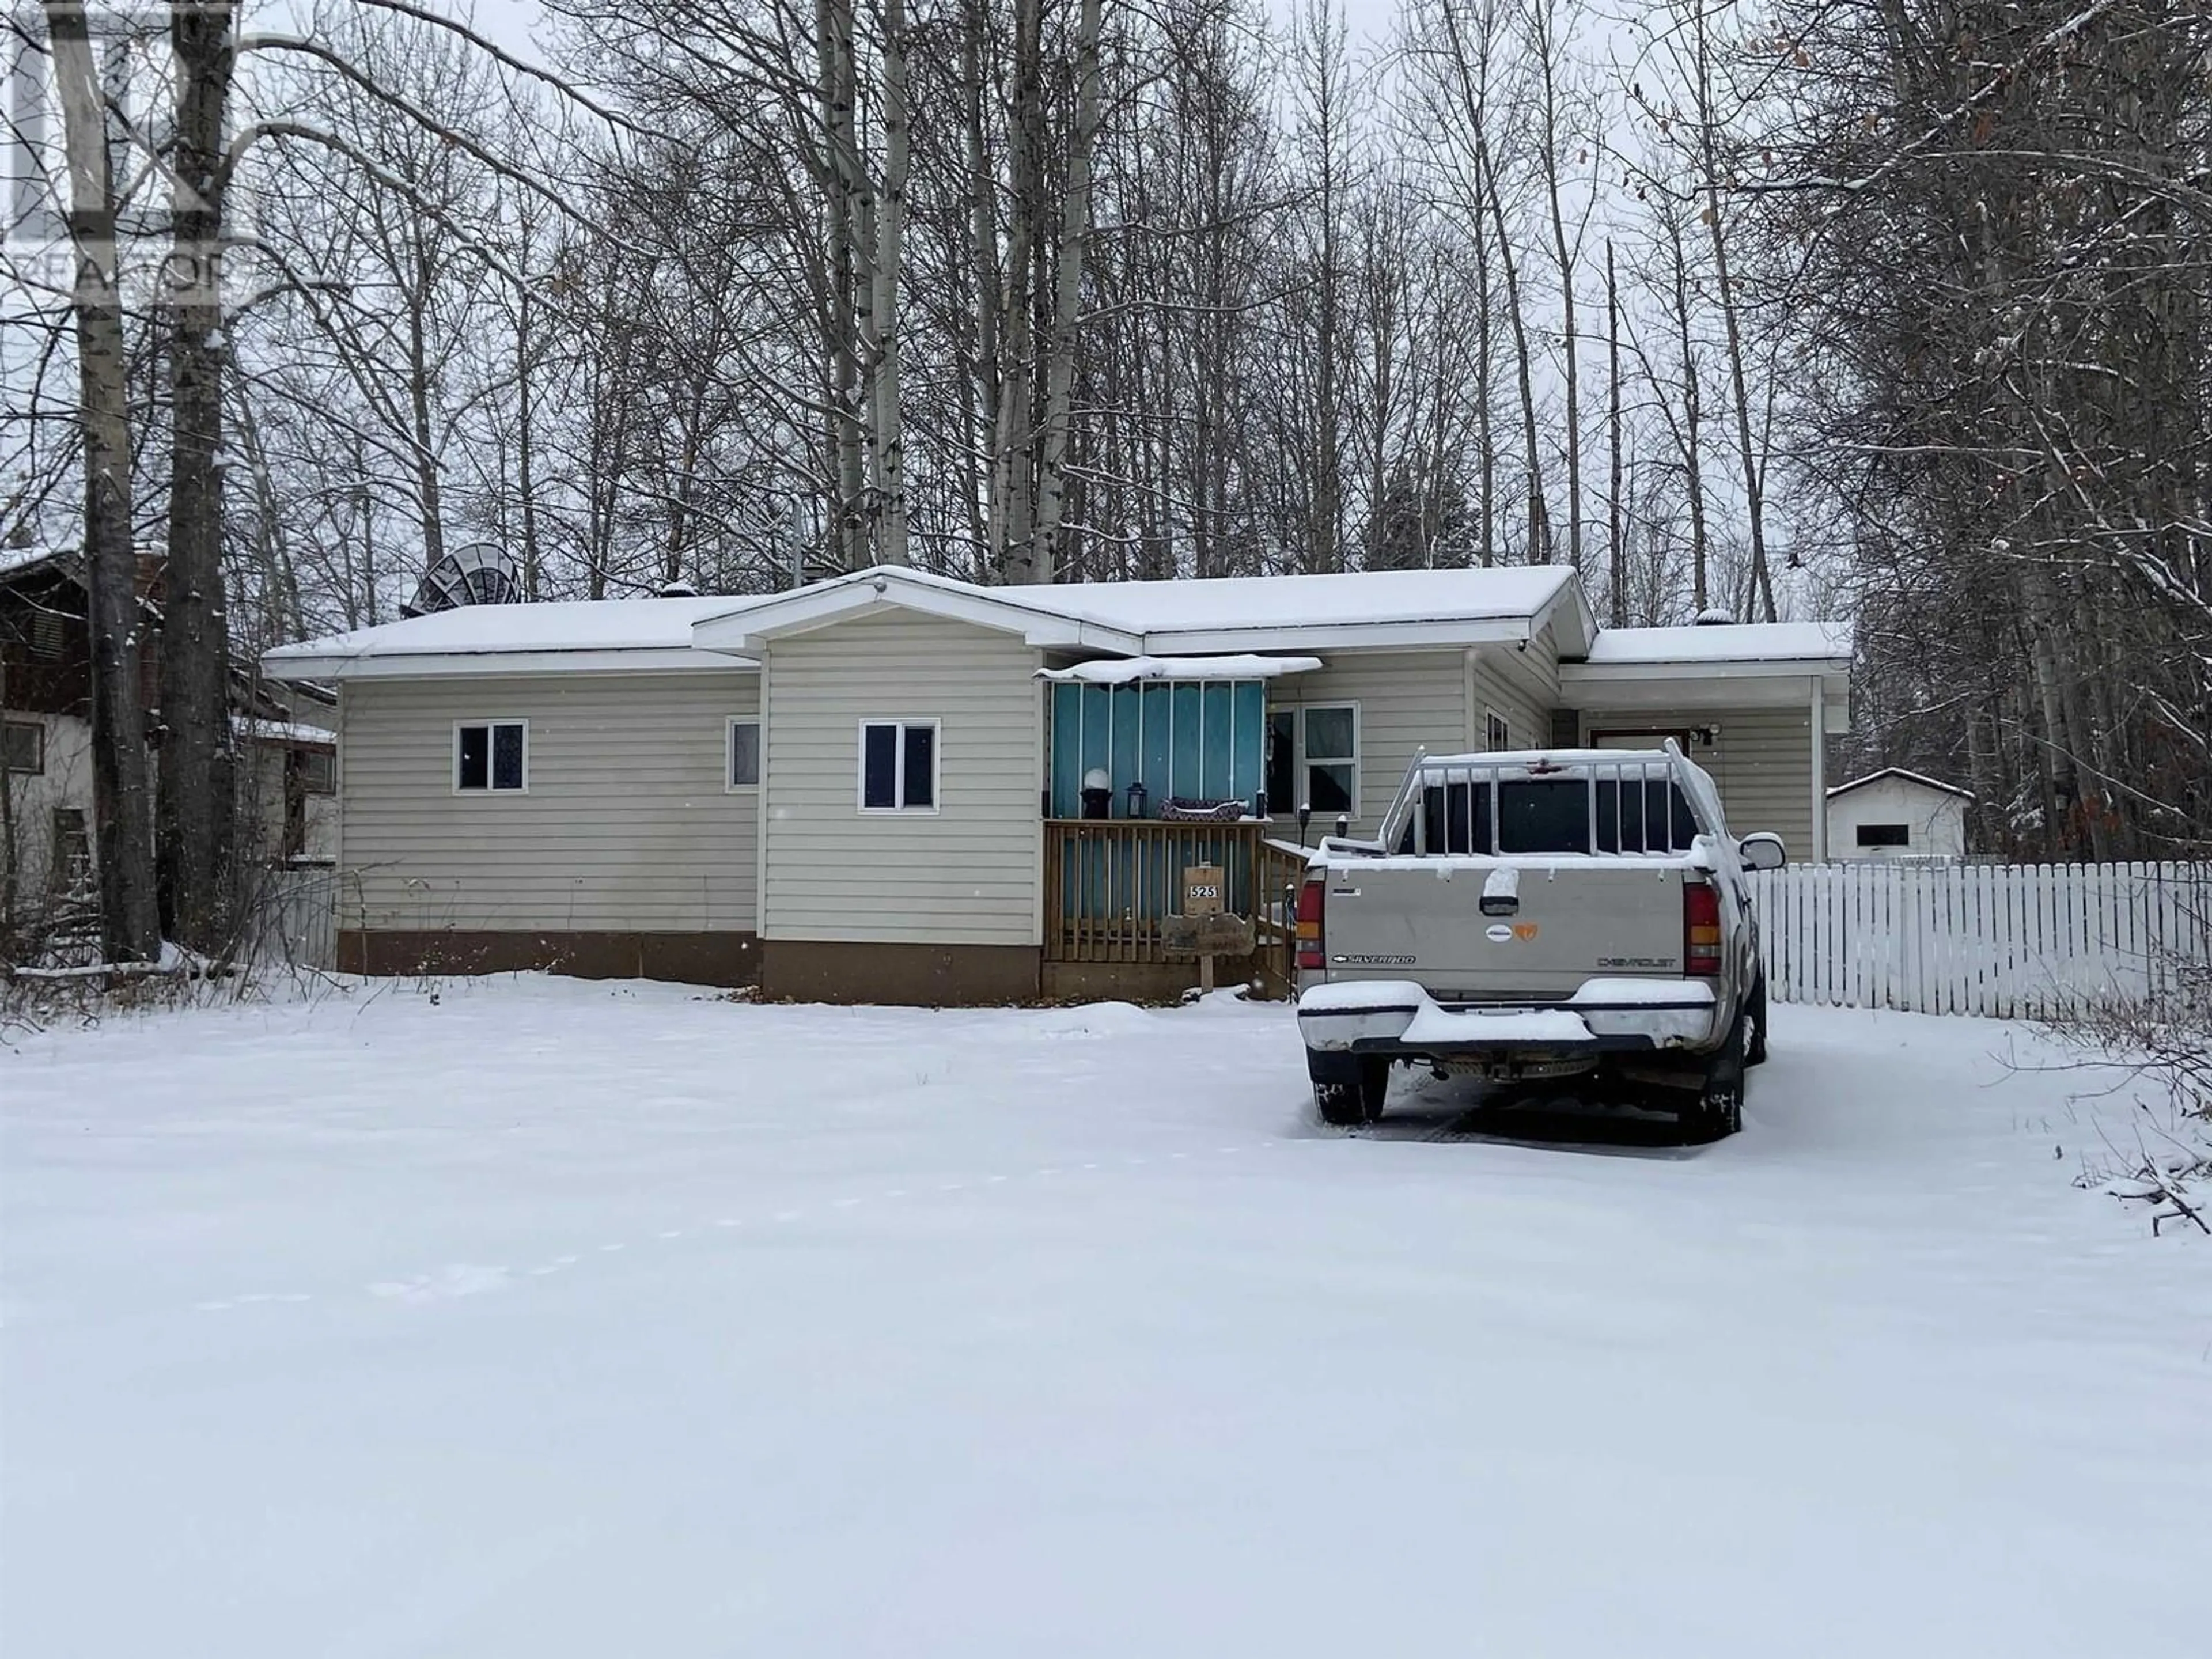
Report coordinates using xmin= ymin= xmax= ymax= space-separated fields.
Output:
xmin=233 ymin=716 xmax=336 ymax=746
xmin=0 ymin=546 xmax=71 ymax=583
xmin=693 ymin=563 xmax=1592 ymax=657
xmin=1558 ymin=618 xmax=1855 ymax=729
xmin=1014 ymin=566 xmax=1576 ymax=637
xmin=1581 ymin=621 xmax=1853 ymax=667
xmin=1035 ymin=654 xmax=1324 ymax=684
xmin=257 ymin=566 xmax=1853 ymax=694
xmin=1827 ymin=767 xmax=1972 ymax=801
xmin=262 ymin=596 xmax=767 ymax=679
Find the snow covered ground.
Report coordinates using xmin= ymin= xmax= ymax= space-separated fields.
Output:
xmin=2 ymin=978 xmax=2205 ymax=1657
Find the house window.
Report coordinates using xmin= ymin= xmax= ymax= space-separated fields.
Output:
xmin=454 ymin=720 xmax=527 ymax=792
xmin=728 ymin=717 xmax=761 ymax=789
xmin=2 ymin=718 xmax=42 ymax=774
xmin=296 ymin=749 xmax=335 ymax=794
xmin=859 ymin=719 xmax=937 ymax=812
xmin=1486 ymin=710 xmax=1511 ymax=751
xmin=1856 ymin=823 xmax=1910 ymax=848
xmin=1298 ymin=704 xmax=1358 ymax=816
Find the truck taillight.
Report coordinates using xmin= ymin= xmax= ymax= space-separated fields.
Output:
xmin=1684 ymin=881 xmax=1722 ymax=976
xmin=1296 ymin=876 xmax=1325 ymax=970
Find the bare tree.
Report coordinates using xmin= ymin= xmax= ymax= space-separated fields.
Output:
xmin=158 ymin=0 xmax=238 ymax=948
xmin=41 ymin=0 xmax=159 ymax=960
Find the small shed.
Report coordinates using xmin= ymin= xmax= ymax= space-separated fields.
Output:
xmin=1825 ymin=767 xmax=1971 ymax=862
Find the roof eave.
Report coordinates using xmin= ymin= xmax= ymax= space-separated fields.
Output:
xmin=1139 ymin=616 xmax=1532 ymax=654
xmin=1827 ymin=768 xmax=1973 ymax=801
xmin=692 ymin=571 xmax=1147 ymax=657
xmin=1562 ymin=655 xmax=1854 ymax=684
xmin=1531 ymin=576 xmax=1596 ymax=657
xmin=261 ymin=646 xmax=758 ymax=680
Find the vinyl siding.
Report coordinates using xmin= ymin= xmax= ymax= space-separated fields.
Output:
xmin=1582 ymin=704 xmax=1815 ymax=857
xmin=1273 ymin=650 xmax=1468 ymax=836
xmin=336 ymin=672 xmax=760 ymax=933
xmin=761 ymin=608 xmax=1042 ymax=945
xmin=1828 ymin=777 xmax=1968 ymax=861
xmin=1468 ymin=635 xmax=1555 ymax=754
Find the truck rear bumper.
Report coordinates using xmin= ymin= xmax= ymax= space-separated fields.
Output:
xmin=1296 ymin=979 xmax=1721 ymax=1057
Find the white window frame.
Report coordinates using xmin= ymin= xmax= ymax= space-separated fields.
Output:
xmin=726 ymin=715 xmax=762 ymax=791
xmin=857 ymin=717 xmax=941 ymax=815
xmin=1298 ymin=702 xmax=1359 ymax=819
xmin=2 ymin=717 xmax=43 ymax=775
xmin=1485 ymin=710 xmax=1511 ymax=751
xmin=295 ymin=747 xmax=336 ymax=795
xmin=452 ymin=718 xmax=529 ymax=794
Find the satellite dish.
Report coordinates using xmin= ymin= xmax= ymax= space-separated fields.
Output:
xmin=402 ymin=542 xmax=522 ymax=617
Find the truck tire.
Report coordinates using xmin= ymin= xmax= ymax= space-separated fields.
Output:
xmin=1310 ymin=1054 xmax=1390 ymax=1127
xmin=1681 ymin=1014 xmax=1747 ymax=1143
xmin=1745 ymin=972 xmax=1770 ymax=1067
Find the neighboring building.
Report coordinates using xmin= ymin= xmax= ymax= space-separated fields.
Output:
xmin=1 ymin=547 xmax=336 ymax=913
xmin=1825 ymin=767 xmax=1971 ymax=862
xmin=262 ymin=565 xmax=1853 ymax=1003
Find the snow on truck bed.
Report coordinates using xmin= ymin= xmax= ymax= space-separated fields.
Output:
xmin=2 ymin=979 xmax=2204 ymax=1658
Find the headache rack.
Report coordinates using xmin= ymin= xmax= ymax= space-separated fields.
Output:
xmin=1378 ymin=743 xmax=1711 ymax=858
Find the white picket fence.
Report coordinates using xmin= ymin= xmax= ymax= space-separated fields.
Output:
xmin=1745 ymin=861 xmax=2211 ymax=1019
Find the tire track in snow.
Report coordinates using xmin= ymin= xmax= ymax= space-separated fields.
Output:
xmin=184 ymin=1135 xmax=1293 ymax=1317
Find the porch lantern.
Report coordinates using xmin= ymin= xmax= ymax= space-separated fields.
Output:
xmin=1081 ymin=767 xmax=1113 ymax=820
xmin=1126 ymin=780 xmax=1149 ymax=819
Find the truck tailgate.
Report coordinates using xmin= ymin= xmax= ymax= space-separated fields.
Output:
xmin=1320 ymin=860 xmax=1686 ymax=999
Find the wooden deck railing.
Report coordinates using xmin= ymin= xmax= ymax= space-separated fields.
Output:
xmin=1043 ymin=819 xmax=1312 ymax=986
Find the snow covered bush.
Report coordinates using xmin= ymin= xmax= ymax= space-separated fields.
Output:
xmin=2047 ymin=878 xmax=2212 ymax=1239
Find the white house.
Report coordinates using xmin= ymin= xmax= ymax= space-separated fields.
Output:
xmin=1824 ymin=767 xmax=1971 ymax=862
xmin=262 ymin=564 xmax=1855 ymax=1003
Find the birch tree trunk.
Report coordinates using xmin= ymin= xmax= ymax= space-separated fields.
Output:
xmin=994 ymin=0 xmax=1043 ymax=582
xmin=1295 ymin=0 xmax=1349 ymax=573
xmin=45 ymin=0 xmax=160 ymax=961
xmin=819 ymin=0 xmax=866 ymax=571
xmin=870 ymin=0 xmax=911 ymax=566
xmin=1480 ymin=142 xmax=1547 ymax=563
xmin=1529 ymin=0 xmax=1581 ymax=568
xmin=1606 ymin=238 xmax=1624 ymax=624
xmin=1031 ymin=0 xmax=1105 ymax=583
xmin=1471 ymin=195 xmax=1496 ymax=567
xmin=1691 ymin=0 xmax=1774 ymax=621
xmin=1664 ymin=208 xmax=1710 ymax=612
xmin=515 ymin=276 xmax=544 ymax=599
xmin=961 ymin=0 xmax=1001 ymax=569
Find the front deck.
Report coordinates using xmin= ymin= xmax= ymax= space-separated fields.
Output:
xmin=1041 ymin=819 xmax=1309 ymax=999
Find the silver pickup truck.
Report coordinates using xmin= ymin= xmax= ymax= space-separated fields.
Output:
xmin=1293 ymin=744 xmax=1785 ymax=1140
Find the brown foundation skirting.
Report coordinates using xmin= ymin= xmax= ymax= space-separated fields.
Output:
xmin=338 ymin=929 xmax=759 ymax=988
xmin=760 ymin=940 xmax=1040 ymax=1006
xmin=1040 ymin=955 xmax=1286 ymax=1006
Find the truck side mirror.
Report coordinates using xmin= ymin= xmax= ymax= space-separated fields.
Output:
xmin=1738 ymin=832 xmax=1787 ymax=872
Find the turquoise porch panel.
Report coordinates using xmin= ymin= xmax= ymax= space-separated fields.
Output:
xmin=1047 ymin=679 xmax=1267 ymax=817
